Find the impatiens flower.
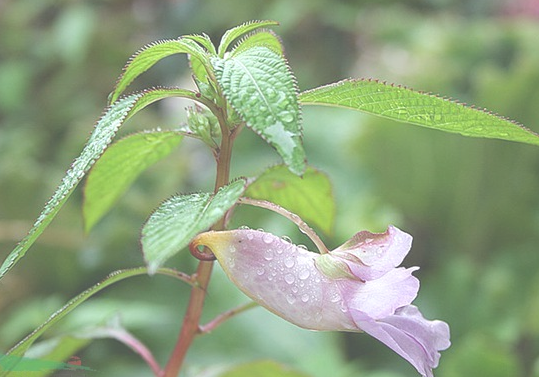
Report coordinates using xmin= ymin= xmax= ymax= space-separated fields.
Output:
xmin=190 ymin=226 xmax=450 ymax=377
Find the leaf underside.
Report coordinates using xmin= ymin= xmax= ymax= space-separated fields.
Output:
xmin=299 ymin=79 xmax=539 ymax=146
xmin=212 ymin=47 xmax=306 ymax=175
xmin=141 ymin=179 xmax=247 ymax=274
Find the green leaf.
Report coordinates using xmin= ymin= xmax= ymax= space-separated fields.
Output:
xmin=212 ymin=47 xmax=306 ymax=175
xmin=246 ymin=165 xmax=335 ymax=235
xmin=217 ymin=20 xmax=279 ymax=57
xmin=83 ymin=131 xmax=183 ymax=232
xmin=183 ymin=33 xmax=217 ymax=55
xmin=109 ymin=38 xmax=208 ymax=104
xmin=231 ymin=30 xmax=284 ymax=57
xmin=2 ymin=267 xmax=183 ymax=373
xmin=299 ymin=79 xmax=539 ymax=146
xmin=219 ymin=360 xmax=311 ymax=377
xmin=142 ymin=179 xmax=247 ymax=274
xmin=0 ymin=88 xmax=197 ymax=280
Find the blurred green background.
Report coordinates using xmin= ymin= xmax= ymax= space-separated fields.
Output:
xmin=1 ymin=0 xmax=539 ymax=376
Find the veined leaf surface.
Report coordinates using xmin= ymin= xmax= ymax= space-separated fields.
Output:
xmin=299 ymin=79 xmax=539 ymax=146
xmin=141 ymin=179 xmax=247 ymax=274
xmin=213 ymin=47 xmax=306 ymax=175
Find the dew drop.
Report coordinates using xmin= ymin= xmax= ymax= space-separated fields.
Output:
xmin=298 ymin=269 xmax=310 ymax=280
xmin=262 ymin=233 xmax=274 ymax=244
xmin=279 ymin=111 xmax=294 ymax=123
xmin=286 ymin=294 xmax=296 ymax=304
xmin=284 ymin=273 xmax=295 ymax=284
xmin=281 ymin=235 xmax=292 ymax=243
xmin=297 ymin=244 xmax=308 ymax=250
xmin=284 ymin=257 xmax=295 ymax=268
xmin=263 ymin=249 xmax=274 ymax=261
xmin=239 ymin=225 xmax=251 ymax=230
xmin=330 ymin=292 xmax=340 ymax=303
xmin=314 ymin=312 xmax=323 ymax=323
xmin=301 ymin=294 xmax=310 ymax=303
xmin=256 ymin=267 xmax=265 ymax=276
xmin=291 ymin=286 xmax=298 ymax=293
xmin=247 ymin=233 xmax=254 ymax=240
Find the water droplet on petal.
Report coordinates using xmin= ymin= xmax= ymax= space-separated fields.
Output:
xmin=286 ymin=294 xmax=296 ymax=304
xmin=298 ymin=269 xmax=310 ymax=280
xmin=256 ymin=267 xmax=265 ymax=276
xmin=264 ymin=249 xmax=274 ymax=261
xmin=301 ymin=294 xmax=310 ymax=303
xmin=262 ymin=233 xmax=274 ymax=244
xmin=284 ymin=273 xmax=295 ymax=284
xmin=281 ymin=235 xmax=292 ymax=243
xmin=284 ymin=257 xmax=295 ymax=268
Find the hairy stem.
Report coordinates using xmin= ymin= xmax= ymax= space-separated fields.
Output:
xmin=162 ymin=109 xmax=235 ymax=377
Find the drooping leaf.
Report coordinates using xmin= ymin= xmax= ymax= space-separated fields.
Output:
xmin=219 ymin=360 xmax=311 ymax=377
xmin=299 ymin=79 xmax=539 ymax=146
xmin=83 ymin=131 xmax=183 ymax=232
xmin=0 ymin=88 xmax=197 ymax=280
xmin=246 ymin=165 xmax=335 ymax=235
xmin=217 ymin=20 xmax=279 ymax=57
xmin=231 ymin=30 xmax=284 ymax=57
xmin=212 ymin=47 xmax=305 ymax=175
xmin=141 ymin=179 xmax=247 ymax=274
xmin=2 ymin=267 xmax=184 ymax=371
xmin=108 ymin=38 xmax=208 ymax=104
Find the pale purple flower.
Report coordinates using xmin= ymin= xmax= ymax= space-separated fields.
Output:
xmin=190 ymin=226 xmax=450 ymax=377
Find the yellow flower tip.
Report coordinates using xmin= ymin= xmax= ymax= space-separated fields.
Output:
xmin=189 ymin=231 xmax=235 ymax=261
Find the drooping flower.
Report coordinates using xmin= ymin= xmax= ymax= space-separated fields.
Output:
xmin=190 ymin=226 xmax=450 ymax=377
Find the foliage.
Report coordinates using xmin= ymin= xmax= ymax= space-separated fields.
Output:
xmin=1 ymin=3 xmax=539 ymax=377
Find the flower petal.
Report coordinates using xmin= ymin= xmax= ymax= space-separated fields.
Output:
xmin=191 ymin=229 xmax=357 ymax=331
xmin=351 ymin=305 xmax=451 ymax=377
xmin=332 ymin=226 xmax=413 ymax=280
xmin=342 ymin=267 xmax=420 ymax=319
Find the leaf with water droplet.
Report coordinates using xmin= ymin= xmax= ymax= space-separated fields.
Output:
xmin=141 ymin=179 xmax=247 ymax=274
xmin=299 ymin=78 xmax=539 ymax=146
xmin=212 ymin=47 xmax=306 ymax=175
xmin=246 ymin=165 xmax=335 ymax=235
xmin=83 ymin=131 xmax=183 ymax=232
xmin=0 ymin=88 xmax=197 ymax=280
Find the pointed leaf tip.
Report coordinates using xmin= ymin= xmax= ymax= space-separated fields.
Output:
xmin=300 ymin=79 xmax=539 ymax=147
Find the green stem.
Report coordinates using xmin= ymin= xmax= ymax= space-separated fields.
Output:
xmin=162 ymin=110 xmax=235 ymax=377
